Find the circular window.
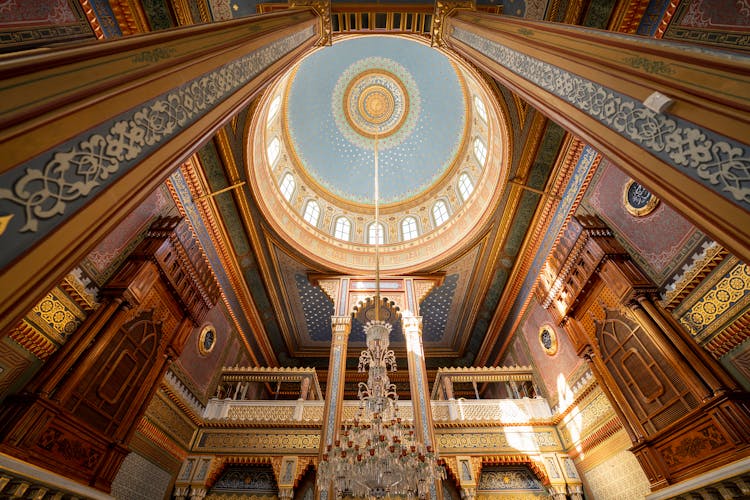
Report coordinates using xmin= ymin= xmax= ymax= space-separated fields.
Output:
xmin=539 ymin=325 xmax=558 ymax=356
xmin=198 ymin=324 xmax=217 ymax=356
xmin=623 ymin=179 xmax=659 ymax=217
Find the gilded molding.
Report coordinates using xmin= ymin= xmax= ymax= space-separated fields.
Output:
xmin=172 ymin=0 xmax=196 ymax=26
xmin=196 ymin=0 xmax=212 ymax=23
xmin=610 ymin=0 xmax=650 ymax=33
xmin=78 ymin=0 xmax=106 ymax=39
xmin=705 ymin=308 xmax=750 ymax=358
xmin=168 ymin=158 xmax=263 ymax=366
xmin=9 ymin=321 xmax=56 ymax=360
xmin=436 ymin=428 xmax=561 ymax=453
xmin=662 ymin=241 xmax=727 ymax=310
xmin=289 ymin=0 xmax=331 ymax=46
xmin=567 ymin=417 xmax=622 ymax=459
xmin=679 ymin=260 xmax=750 ymax=339
xmin=195 ymin=430 xmax=321 ymax=453
xmin=432 ymin=0 xmax=476 ymax=48
xmin=451 ymin=25 xmax=750 ymax=214
xmin=109 ymin=0 xmax=149 ymax=35
xmin=654 ymin=0 xmax=680 ymax=39
xmin=136 ymin=417 xmax=189 ymax=461
xmin=146 ymin=392 xmax=199 ymax=448
xmin=60 ymin=269 xmax=99 ymax=313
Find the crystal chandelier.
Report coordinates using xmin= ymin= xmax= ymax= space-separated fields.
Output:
xmin=317 ymin=133 xmax=445 ymax=498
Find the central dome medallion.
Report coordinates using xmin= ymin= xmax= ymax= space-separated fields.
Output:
xmin=335 ymin=58 xmax=417 ymax=143
xmin=285 ymin=36 xmax=467 ymax=204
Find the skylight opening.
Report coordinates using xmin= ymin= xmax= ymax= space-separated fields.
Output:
xmin=432 ymin=200 xmax=449 ymax=227
xmin=334 ymin=217 xmax=351 ymax=241
xmin=303 ymin=200 xmax=320 ymax=226
xmin=473 ymin=137 xmax=487 ymax=166
xmin=474 ymin=95 xmax=487 ymax=123
xmin=368 ymin=222 xmax=385 ymax=245
xmin=280 ymin=173 xmax=295 ymax=201
xmin=401 ymin=217 xmax=418 ymax=241
xmin=458 ymin=173 xmax=474 ymax=201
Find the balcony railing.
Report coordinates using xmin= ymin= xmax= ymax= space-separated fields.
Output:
xmin=204 ymin=397 xmax=551 ymax=424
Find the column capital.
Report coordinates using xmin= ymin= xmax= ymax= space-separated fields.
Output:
xmin=330 ymin=316 xmax=351 ymax=345
xmin=188 ymin=487 xmax=207 ymax=500
xmin=290 ymin=0 xmax=331 ymax=46
xmin=402 ymin=314 xmax=423 ymax=334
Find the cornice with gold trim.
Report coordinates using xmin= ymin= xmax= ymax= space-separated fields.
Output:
xmin=9 ymin=320 xmax=56 ymax=360
xmin=109 ymin=0 xmax=150 ymax=35
xmin=215 ymin=128 xmax=279 ymax=366
xmin=172 ymin=0 xmax=197 ymax=26
xmin=655 ymin=0 xmax=681 ymax=39
xmin=136 ymin=416 xmax=189 ymax=462
xmin=480 ymin=134 xmax=601 ymax=366
xmin=609 ymin=0 xmax=650 ymax=33
xmin=78 ymin=0 xmax=105 ymax=39
xmin=472 ymin=112 xmax=547 ymax=365
xmin=565 ymin=416 xmax=623 ymax=460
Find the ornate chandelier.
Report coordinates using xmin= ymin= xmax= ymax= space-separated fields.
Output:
xmin=317 ymin=133 xmax=445 ymax=498
xmin=317 ymin=319 xmax=445 ymax=498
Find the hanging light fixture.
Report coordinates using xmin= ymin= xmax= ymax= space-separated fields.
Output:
xmin=317 ymin=133 xmax=445 ymax=499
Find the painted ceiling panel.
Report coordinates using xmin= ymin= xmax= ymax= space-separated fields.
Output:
xmin=420 ymin=274 xmax=459 ymax=342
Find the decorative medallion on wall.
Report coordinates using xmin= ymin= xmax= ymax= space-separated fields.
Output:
xmin=623 ymin=179 xmax=660 ymax=217
xmin=198 ymin=324 xmax=217 ymax=356
xmin=539 ymin=325 xmax=558 ymax=356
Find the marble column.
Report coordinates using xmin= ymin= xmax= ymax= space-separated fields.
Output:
xmin=403 ymin=314 xmax=442 ymax=500
xmin=316 ymin=315 xmax=351 ymax=500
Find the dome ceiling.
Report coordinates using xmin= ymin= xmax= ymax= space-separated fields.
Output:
xmin=285 ymin=36 xmax=467 ymax=204
xmin=249 ymin=34 xmax=509 ymax=275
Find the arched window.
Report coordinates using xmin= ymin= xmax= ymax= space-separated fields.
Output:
xmin=473 ymin=95 xmax=487 ymax=123
xmin=334 ymin=217 xmax=351 ymax=241
xmin=303 ymin=200 xmax=320 ymax=226
xmin=267 ymin=137 xmax=280 ymax=166
xmin=267 ymin=95 xmax=281 ymax=124
xmin=368 ymin=222 xmax=384 ymax=245
xmin=473 ymin=137 xmax=487 ymax=166
xmin=279 ymin=173 xmax=295 ymax=201
xmin=458 ymin=173 xmax=474 ymax=201
xmin=401 ymin=217 xmax=418 ymax=241
xmin=432 ymin=200 xmax=449 ymax=227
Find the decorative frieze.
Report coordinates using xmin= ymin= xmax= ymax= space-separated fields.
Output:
xmin=195 ymin=430 xmax=321 ymax=453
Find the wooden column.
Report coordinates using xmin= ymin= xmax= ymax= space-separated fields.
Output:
xmin=0 ymin=8 xmax=320 ymax=335
xmin=443 ymin=12 xmax=750 ymax=265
